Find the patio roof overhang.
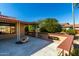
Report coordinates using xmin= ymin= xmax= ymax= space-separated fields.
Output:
xmin=0 ymin=16 xmax=17 ymax=23
xmin=0 ymin=15 xmax=38 ymax=25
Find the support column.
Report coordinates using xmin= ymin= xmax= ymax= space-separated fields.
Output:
xmin=16 ymin=21 xmax=20 ymax=41
xmin=35 ymin=26 xmax=38 ymax=37
xmin=9 ymin=25 xmax=11 ymax=34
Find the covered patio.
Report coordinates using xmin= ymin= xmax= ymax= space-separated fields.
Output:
xmin=0 ymin=14 xmax=51 ymax=56
xmin=0 ymin=14 xmax=37 ymax=40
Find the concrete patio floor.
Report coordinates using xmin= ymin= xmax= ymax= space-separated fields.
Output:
xmin=32 ymin=43 xmax=58 ymax=56
xmin=0 ymin=36 xmax=51 ymax=56
xmin=32 ymin=36 xmax=66 ymax=56
xmin=0 ymin=35 xmax=66 ymax=56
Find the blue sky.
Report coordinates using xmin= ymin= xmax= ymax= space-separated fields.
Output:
xmin=75 ymin=6 xmax=79 ymax=24
xmin=0 ymin=3 xmax=78 ymax=24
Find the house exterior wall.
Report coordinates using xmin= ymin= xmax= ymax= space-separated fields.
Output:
xmin=0 ymin=22 xmax=26 ymax=40
xmin=0 ymin=23 xmax=16 ymax=40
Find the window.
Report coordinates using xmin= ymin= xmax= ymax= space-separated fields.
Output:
xmin=0 ymin=25 xmax=16 ymax=34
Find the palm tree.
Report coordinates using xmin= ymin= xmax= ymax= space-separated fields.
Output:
xmin=72 ymin=3 xmax=75 ymax=31
xmin=72 ymin=3 xmax=79 ymax=31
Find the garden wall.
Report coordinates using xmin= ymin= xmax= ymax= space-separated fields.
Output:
xmin=38 ymin=32 xmax=52 ymax=41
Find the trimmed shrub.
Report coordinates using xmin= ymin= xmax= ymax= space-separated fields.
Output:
xmin=53 ymin=37 xmax=59 ymax=40
xmin=62 ymin=28 xmax=66 ymax=32
xmin=66 ymin=28 xmax=76 ymax=35
xmin=71 ymin=48 xmax=79 ymax=56
xmin=48 ymin=36 xmax=59 ymax=40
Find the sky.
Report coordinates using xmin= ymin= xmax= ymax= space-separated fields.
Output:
xmin=0 ymin=3 xmax=78 ymax=24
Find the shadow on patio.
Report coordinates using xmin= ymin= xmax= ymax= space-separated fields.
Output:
xmin=0 ymin=36 xmax=52 ymax=56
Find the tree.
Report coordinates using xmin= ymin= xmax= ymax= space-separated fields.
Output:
xmin=25 ymin=25 xmax=36 ymax=32
xmin=66 ymin=27 xmax=76 ymax=35
xmin=71 ymin=48 xmax=79 ymax=56
xmin=38 ymin=18 xmax=62 ymax=33
xmin=72 ymin=3 xmax=79 ymax=32
xmin=25 ymin=26 xmax=29 ymax=32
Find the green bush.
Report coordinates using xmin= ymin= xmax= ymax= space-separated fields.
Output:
xmin=62 ymin=28 xmax=66 ymax=32
xmin=71 ymin=48 xmax=79 ymax=56
xmin=25 ymin=26 xmax=29 ymax=32
xmin=25 ymin=25 xmax=38 ymax=32
xmin=53 ymin=37 xmax=59 ymax=40
xmin=48 ymin=36 xmax=59 ymax=40
xmin=40 ymin=27 xmax=48 ymax=32
xmin=66 ymin=28 xmax=76 ymax=35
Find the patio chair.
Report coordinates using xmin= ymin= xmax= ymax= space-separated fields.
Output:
xmin=16 ymin=36 xmax=29 ymax=44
